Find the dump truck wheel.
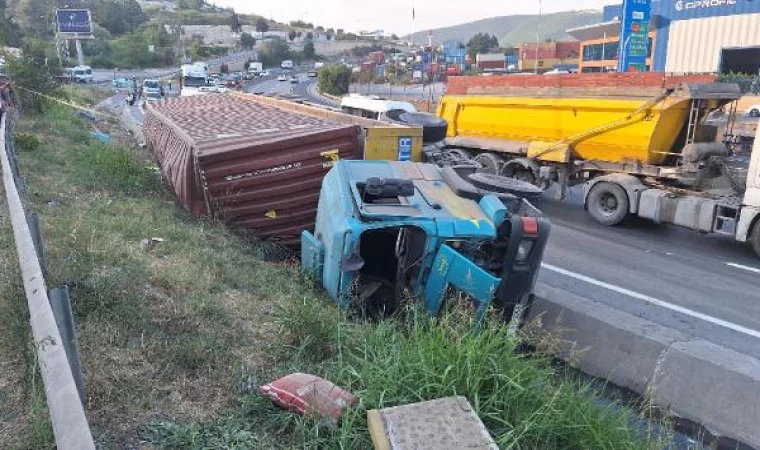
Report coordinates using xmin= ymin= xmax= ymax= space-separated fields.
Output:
xmin=587 ymin=182 xmax=629 ymax=226
xmin=447 ymin=148 xmax=473 ymax=160
xmin=395 ymin=112 xmax=448 ymax=143
xmin=751 ymin=221 xmax=760 ymax=258
xmin=467 ymin=173 xmax=543 ymax=206
xmin=750 ymin=109 xmax=760 ymax=118
xmin=473 ymin=153 xmax=504 ymax=174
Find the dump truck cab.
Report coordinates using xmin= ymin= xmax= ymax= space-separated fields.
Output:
xmin=302 ymin=160 xmax=550 ymax=323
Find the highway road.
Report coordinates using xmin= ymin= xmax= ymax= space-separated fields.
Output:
xmin=538 ymin=187 xmax=760 ymax=359
xmin=245 ymin=72 xmax=338 ymax=108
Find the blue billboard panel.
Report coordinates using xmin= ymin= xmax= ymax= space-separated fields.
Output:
xmin=56 ymin=9 xmax=92 ymax=35
xmin=617 ymin=0 xmax=652 ymax=72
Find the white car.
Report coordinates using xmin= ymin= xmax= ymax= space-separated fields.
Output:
xmin=277 ymin=74 xmax=288 ymax=82
xmin=260 ymin=70 xmax=270 ymax=77
xmin=746 ymin=104 xmax=760 ymax=117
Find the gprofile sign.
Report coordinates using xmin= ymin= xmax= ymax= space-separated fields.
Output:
xmin=56 ymin=9 xmax=93 ymax=36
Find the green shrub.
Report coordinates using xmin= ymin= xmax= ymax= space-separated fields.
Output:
xmin=318 ymin=65 xmax=352 ymax=96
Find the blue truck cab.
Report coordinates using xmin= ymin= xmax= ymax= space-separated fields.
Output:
xmin=302 ymin=160 xmax=550 ymax=323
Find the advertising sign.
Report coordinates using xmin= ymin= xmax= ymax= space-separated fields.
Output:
xmin=56 ymin=9 xmax=93 ymax=37
xmin=617 ymin=0 xmax=651 ymax=72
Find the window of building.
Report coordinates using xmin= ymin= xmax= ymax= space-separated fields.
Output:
xmin=581 ymin=38 xmax=652 ymax=61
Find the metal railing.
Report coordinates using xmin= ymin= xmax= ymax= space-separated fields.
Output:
xmin=1 ymin=111 xmax=95 ymax=449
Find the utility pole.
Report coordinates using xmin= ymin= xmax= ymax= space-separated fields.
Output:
xmin=535 ymin=0 xmax=542 ymax=74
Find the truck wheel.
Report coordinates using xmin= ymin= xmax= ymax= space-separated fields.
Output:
xmin=750 ymin=109 xmax=760 ymax=118
xmin=473 ymin=153 xmax=504 ymax=174
xmin=751 ymin=221 xmax=760 ymax=258
xmin=468 ymin=173 xmax=543 ymax=206
xmin=587 ymin=182 xmax=629 ymax=226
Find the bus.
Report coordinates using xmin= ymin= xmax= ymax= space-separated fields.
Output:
xmin=339 ymin=94 xmax=416 ymax=121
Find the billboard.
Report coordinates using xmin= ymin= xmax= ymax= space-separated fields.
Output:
xmin=617 ymin=0 xmax=651 ymax=72
xmin=56 ymin=9 xmax=93 ymax=36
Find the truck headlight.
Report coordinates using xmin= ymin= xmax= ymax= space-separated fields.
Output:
xmin=516 ymin=240 xmax=534 ymax=262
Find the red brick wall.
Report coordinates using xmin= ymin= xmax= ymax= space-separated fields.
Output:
xmin=446 ymin=73 xmax=718 ymax=95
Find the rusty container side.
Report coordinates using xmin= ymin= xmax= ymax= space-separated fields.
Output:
xmin=144 ymin=94 xmax=361 ymax=246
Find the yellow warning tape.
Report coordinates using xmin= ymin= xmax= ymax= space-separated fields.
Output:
xmin=14 ymin=85 xmax=123 ymax=120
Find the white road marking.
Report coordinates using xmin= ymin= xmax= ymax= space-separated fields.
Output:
xmin=541 ymin=263 xmax=760 ymax=340
xmin=726 ymin=262 xmax=760 ymax=275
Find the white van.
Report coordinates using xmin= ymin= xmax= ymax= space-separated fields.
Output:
xmin=72 ymin=65 xmax=93 ymax=84
xmin=340 ymin=94 xmax=416 ymax=121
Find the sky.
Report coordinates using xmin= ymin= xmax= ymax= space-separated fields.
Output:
xmin=212 ymin=0 xmax=612 ymax=35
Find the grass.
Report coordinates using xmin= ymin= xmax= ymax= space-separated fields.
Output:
xmin=0 ymin=87 xmax=665 ymax=449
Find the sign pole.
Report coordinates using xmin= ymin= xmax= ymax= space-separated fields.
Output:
xmin=75 ymin=39 xmax=84 ymax=67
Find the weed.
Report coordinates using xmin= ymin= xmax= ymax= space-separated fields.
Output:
xmin=12 ymin=132 xmax=41 ymax=152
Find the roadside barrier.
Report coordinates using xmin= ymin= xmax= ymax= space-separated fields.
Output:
xmin=1 ymin=110 xmax=95 ymax=449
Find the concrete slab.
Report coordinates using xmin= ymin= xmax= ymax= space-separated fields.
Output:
xmin=531 ymin=282 xmax=760 ymax=448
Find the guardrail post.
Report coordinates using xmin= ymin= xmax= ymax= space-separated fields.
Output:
xmin=49 ymin=286 xmax=85 ymax=403
xmin=26 ymin=212 xmax=47 ymax=275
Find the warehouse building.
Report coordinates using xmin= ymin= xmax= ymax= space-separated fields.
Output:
xmin=567 ymin=1 xmax=760 ymax=74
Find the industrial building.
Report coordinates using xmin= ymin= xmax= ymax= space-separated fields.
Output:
xmin=567 ymin=1 xmax=760 ymax=74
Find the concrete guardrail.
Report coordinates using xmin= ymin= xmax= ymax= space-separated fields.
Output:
xmin=1 ymin=113 xmax=95 ymax=450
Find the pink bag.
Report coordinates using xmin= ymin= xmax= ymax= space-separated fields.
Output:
xmin=258 ymin=373 xmax=358 ymax=421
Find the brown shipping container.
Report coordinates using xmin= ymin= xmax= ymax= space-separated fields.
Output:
xmin=143 ymin=94 xmax=361 ymax=246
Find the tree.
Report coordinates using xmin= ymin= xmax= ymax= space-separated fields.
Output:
xmin=306 ymin=32 xmax=314 ymax=41
xmin=316 ymin=26 xmax=324 ymax=32
xmin=391 ymin=34 xmax=399 ymax=41
xmin=220 ymin=63 xmax=229 ymax=74
xmin=7 ymin=38 xmax=61 ymax=112
xmin=337 ymin=29 xmax=344 ymax=36
xmin=288 ymin=30 xmax=297 ymax=42
xmin=255 ymin=18 xmax=269 ymax=36
xmin=91 ymin=0 xmax=145 ymax=36
xmin=326 ymin=28 xmax=334 ymax=35
xmin=240 ymin=32 xmax=256 ymax=49
xmin=466 ymin=33 xmax=500 ymax=59
xmin=318 ymin=65 xmax=351 ymax=96
xmin=258 ymin=38 xmax=290 ymax=68
xmin=303 ymin=40 xmax=315 ymax=59
xmin=229 ymin=12 xmax=242 ymax=33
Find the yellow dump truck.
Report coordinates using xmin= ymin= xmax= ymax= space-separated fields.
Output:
xmin=433 ymin=83 xmax=760 ymax=256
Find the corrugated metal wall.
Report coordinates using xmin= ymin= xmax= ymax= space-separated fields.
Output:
xmin=665 ymin=12 xmax=760 ymax=72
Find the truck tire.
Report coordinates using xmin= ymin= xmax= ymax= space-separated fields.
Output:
xmin=751 ymin=221 xmax=760 ymax=258
xmin=395 ymin=112 xmax=448 ymax=143
xmin=587 ymin=182 xmax=629 ymax=226
xmin=467 ymin=173 xmax=543 ymax=206
xmin=750 ymin=109 xmax=760 ymax=118
xmin=473 ymin=153 xmax=504 ymax=174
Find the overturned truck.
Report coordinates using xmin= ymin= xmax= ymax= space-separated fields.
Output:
xmin=302 ymin=160 xmax=550 ymax=324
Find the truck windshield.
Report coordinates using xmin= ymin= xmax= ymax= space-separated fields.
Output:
xmin=183 ymin=76 xmax=207 ymax=87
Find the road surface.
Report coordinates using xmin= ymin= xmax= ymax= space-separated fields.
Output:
xmin=538 ymin=187 xmax=760 ymax=359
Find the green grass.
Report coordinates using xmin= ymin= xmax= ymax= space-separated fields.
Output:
xmin=1 ymin=89 xmax=665 ymax=449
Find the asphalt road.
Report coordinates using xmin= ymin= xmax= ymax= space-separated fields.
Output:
xmin=245 ymin=72 xmax=338 ymax=108
xmin=537 ymin=187 xmax=760 ymax=359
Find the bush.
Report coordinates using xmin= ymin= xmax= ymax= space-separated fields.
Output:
xmin=318 ymin=65 xmax=352 ymax=96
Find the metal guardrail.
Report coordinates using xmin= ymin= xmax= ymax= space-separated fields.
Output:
xmin=1 ymin=112 xmax=95 ymax=449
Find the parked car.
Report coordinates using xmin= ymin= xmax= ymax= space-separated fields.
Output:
xmin=290 ymin=76 xmax=299 ymax=84
xmin=308 ymin=71 xmax=318 ymax=78
xmin=260 ymin=70 xmax=270 ymax=77
xmin=277 ymin=74 xmax=288 ymax=82
xmin=112 ymin=78 xmax=131 ymax=88
xmin=747 ymin=104 xmax=760 ymax=117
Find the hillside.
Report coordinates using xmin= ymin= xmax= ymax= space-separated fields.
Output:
xmin=408 ymin=10 xmax=603 ymax=46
